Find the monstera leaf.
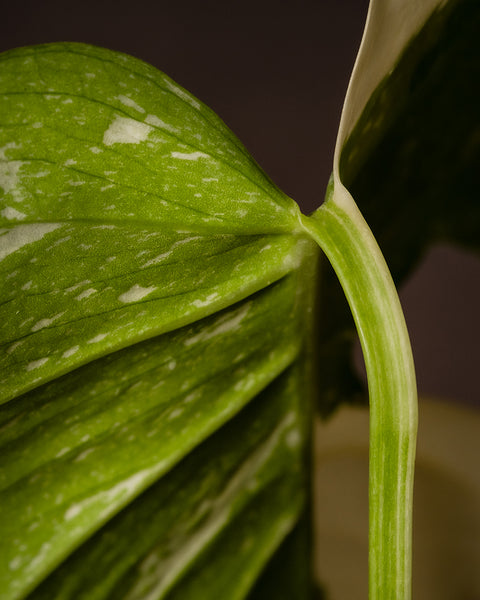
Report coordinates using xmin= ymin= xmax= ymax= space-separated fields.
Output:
xmin=1 ymin=0 xmax=478 ymax=598
xmin=0 ymin=42 xmax=320 ymax=600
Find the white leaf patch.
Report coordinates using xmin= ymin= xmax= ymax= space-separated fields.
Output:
xmin=116 ymin=95 xmax=146 ymax=114
xmin=0 ymin=223 xmax=62 ymax=261
xmin=31 ymin=313 xmax=64 ymax=332
xmin=118 ymin=284 xmax=157 ymax=303
xmin=0 ymin=161 xmax=23 ymax=198
xmin=103 ymin=116 xmax=152 ymax=146
xmin=1 ymin=207 xmax=27 ymax=221
xmin=171 ymin=151 xmax=209 ymax=161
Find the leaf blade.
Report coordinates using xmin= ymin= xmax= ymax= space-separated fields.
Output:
xmin=0 ymin=41 xmax=318 ymax=600
xmin=0 ymin=43 xmax=300 ymax=234
xmin=1 ymin=258 xmax=317 ymax=598
xmin=24 ymin=364 xmax=309 ymax=600
xmin=1 ymin=225 xmax=309 ymax=403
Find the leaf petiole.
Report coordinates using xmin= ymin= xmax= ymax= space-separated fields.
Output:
xmin=300 ymin=178 xmax=418 ymax=600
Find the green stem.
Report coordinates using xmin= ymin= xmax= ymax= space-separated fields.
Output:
xmin=299 ymin=179 xmax=417 ymax=599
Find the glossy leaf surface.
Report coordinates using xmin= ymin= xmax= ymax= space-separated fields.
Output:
xmin=0 ymin=43 xmax=307 ymax=404
xmin=0 ymin=44 xmax=299 ymax=233
xmin=0 ymin=43 xmax=317 ymax=600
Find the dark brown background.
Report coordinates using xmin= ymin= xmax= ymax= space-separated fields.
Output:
xmin=2 ymin=0 xmax=479 ymax=407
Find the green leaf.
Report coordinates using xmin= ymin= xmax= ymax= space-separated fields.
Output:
xmin=16 ymin=365 xmax=308 ymax=600
xmin=0 ymin=43 xmax=318 ymax=599
xmin=0 ymin=44 xmax=300 ymax=234
xmin=1 ymin=223 xmax=307 ymax=402
xmin=0 ymin=42 xmax=309 ymax=404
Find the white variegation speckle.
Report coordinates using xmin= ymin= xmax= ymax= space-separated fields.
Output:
xmin=234 ymin=374 xmax=256 ymax=392
xmin=31 ymin=170 xmax=50 ymax=179
xmin=74 ymin=447 xmax=96 ymax=462
xmin=145 ymin=114 xmax=178 ymax=134
xmin=62 ymin=346 xmax=79 ymax=358
xmin=7 ymin=341 xmax=23 ymax=354
xmin=0 ymin=142 xmax=20 ymax=160
xmin=26 ymin=357 xmax=48 ymax=371
xmin=104 ymin=468 xmax=158 ymax=502
xmin=185 ymin=303 xmax=250 ymax=346
xmin=65 ymin=280 xmax=91 ymax=292
xmin=31 ymin=312 xmax=64 ymax=332
xmin=64 ymin=503 xmax=83 ymax=521
xmin=0 ymin=161 xmax=23 ymax=199
xmin=0 ymin=223 xmax=62 ymax=261
xmin=27 ymin=542 xmax=52 ymax=575
xmin=55 ymin=447 xmax=71 ymax=458
xmin=64 ymin=159 xmax=77 ymax=166
xmin=117 ymin=94 xmax=145 ymax=113
xmin=176 ymin=235 xmax=201 ymax=246
xmin=118 ymin=284 xmax=157 ymax=303
xmin=9 ymin=556 xmax=22 ymax=571
xmin=63 ymin=467 xmax=156 ymax=522
xmin=192 ymin=292 xmax=219 ymax=308
xmin=171 ymin=151 xmax=209 ymax=161
xmin=87 ymin=333 xmax=108 ymax=344
xmin=90 ymin=146 xmax=102 ymax=154
xmin=75 ymin=288 xmax=96 ymax=301
xmin=103 ymin=116 xmax=152 ymax=146
xmin=184 ymin=391 xmax=199 ymax=404
xmin=27 ymin=521 xmax=40 ymax=532
xmin=142 ymin=251 xmax=171 ymax=268
xmin=1 ymin=206 xmax=26 ymax=220
xmin=285 ymin=428 xmax=301 ymax=449
xmin=168 ymin=408 xmax=183 ymax=420
xmin=164 ymin=79 xmax=201 ymax=110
